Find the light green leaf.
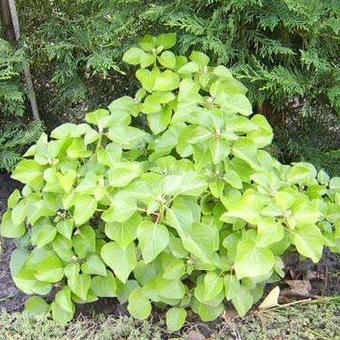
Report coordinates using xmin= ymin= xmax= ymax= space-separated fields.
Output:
xmin=136 ymin=69 xmax=154 ymax=92
xmin=56 ymin=219 xmax=74 ymax=240
xmin=158 ymin=51 xmax=176 ymax=68
xmin=0 ymin=210 xmax=26 ymax=238
xmin=164 ymin=171 xmax=207 ymax=197
xmin=231 ymin=285 xmax=253 ymax=316
xmin=81 ymin=255 xmax=107 ymax=276
xmin=102 ymin=193 xmax=137 ymax=223
xmin=291 ymin=201 xmax=321 ymax=225
xmin=55 ymin=287 xmax=74 ymax=314
xmin=210 ymin=139 xmax=230 ymax=164
xmin=128 ymin=288 xmax=152 ymax=320
xmin=153 ymin=70 xmax=180 ymax=91
xmin=257 ymin=218 xmax=284 ymax=248
xmin=31 ymin=219 xmax=57 ymax=248
xmin=68 ymin=273 xmax=91 ymax=300
xmin=191 ymin=298 xmax=224 ymax=322
xmin=85 ymin=109 xmax=109 ymax=128
xmin=140 ymin=53 xmax=156 ymax=68
xmin=72 ymin=225 xmax=96 ymax=258
xmin=25 ymin=296 xmax=50 ymax=316
xmin=224 ymin=170 xmax=243 ymax=189
xmin=101 ymin=241 xmax=137 ymax=283
xmin=12 ymin=159 xmax=42 ymax=184
xmin=106 ymin=125 xmax=149 ymax=149
xmin=74 ymin=195 xmax=97 ymax=226
xmin=177 ymin=61 xmax=199 ymax=74
xmin=234 ymin=239 xmax=275 ymax=279
xmin=56 ymin=170 xmax=76 ymax=193
xmin=287 ymin=162 xmax=317 ymax=185
xmin=137 ymin=220 xmax=169 ymax=263
xmin=166 ymin=307 xmax=187 ymax=331
xmin=66 ymin=138 xmax=91 ymax=159
xmin=30 ymin=251 xmax=64 ymax=283
xmin=7 ymin=189 xmax=21 ymax=208
xmin=203 ymin=272 xmax=224 ymax=301
xmin=108 ymin=162 xmax=142 ymax=187
xmin=330 ymin=177 xmax=340 ymax=190
xmin=232 ymin=138 xmax=260 ymax=169
xmin=190 ymin=51 xmax=210 ymax=68
xmin=122 ymin=47 xmax=145 ymax=65
xmin=147 ymin=107 xmax=172 ymax=135
xmin=90 ymin=271 xmax=117 ymax=297
xmin=215 ymin=93 xmax=252 ymax=115
xmin=292 ymin=224 xmax=323 ymax=263
xmin=105 ymin=213 xmax=141 ymax=248
xmin=157 ymin=33 xmax=177 ymax=50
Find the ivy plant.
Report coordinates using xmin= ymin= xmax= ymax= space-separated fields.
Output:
xmin=1 ymin=33 xmax=340 ymax=331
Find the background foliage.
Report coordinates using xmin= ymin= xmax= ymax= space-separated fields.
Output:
xmin=1 ymin=0 xmax=339 ymax=172
xmin=0 ymin=38 xmax=42 ymax=171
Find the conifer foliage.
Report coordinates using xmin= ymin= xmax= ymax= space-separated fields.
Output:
xmin=0 ymin=39 xmax=42 ymax=171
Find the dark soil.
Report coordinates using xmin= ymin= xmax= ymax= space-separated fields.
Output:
xmin=0 ymin=172 xmax=25 ymax=312
xmin=0 ymin=172 xmax=339 ymax=315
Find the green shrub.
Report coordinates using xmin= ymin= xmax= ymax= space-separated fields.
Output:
xmin=0 ymin=38 xmax=43 ymax=171
xmin=1 ymin=34 xmax=339 ymax=330
xmin=0 ymin=39 xmax=25 ymax=116
xmin=0 ymin=120 xmax=43 ymax=172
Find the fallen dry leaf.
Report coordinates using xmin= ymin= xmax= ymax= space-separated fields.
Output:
xmin=187 ymin=330 xmax=206 ymax=340
xmin=259 ymin=286 xmax=280 ymax=310
xmin=285 ymin=280 xmax=312 ymax=296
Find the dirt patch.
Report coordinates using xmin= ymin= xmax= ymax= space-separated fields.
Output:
xmin=0 ymin=172 xmax=26 ymax=312
xmin=0 ymin=172 xmax=339 ymax=314
xmin=284 ymin=249 xmax=340 ymax=297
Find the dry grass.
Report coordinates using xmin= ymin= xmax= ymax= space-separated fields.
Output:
xmin=0 ymin=299 xmax=339 ymax=340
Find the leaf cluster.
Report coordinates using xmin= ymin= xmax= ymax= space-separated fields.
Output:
xmin=1 ymin=34 xmax=340 ymax=330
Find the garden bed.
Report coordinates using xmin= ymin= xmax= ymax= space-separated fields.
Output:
xmin=0 ymin=171 xmax=339 ymax=338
